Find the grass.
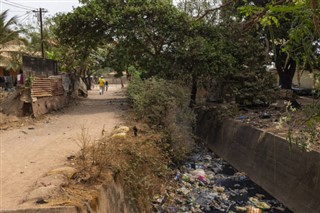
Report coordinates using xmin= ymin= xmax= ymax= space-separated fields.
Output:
xmin=49 ymin=122 xmax=176 ymax=212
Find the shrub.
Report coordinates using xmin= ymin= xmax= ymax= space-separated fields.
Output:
xmin=127 ymin=77 xmax=196 ymax=162
xmin=127 ymin=77 xmax=193 ymax=125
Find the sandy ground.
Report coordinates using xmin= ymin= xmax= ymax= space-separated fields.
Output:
xmin=0 ymin=84 xmax=127 ymax=210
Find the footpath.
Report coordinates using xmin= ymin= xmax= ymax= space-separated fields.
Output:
xmin=0 ymin=85 xmax=126 ymax=210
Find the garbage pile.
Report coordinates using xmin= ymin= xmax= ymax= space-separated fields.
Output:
xmin=152 ymin=150 xmax=292 ymax=213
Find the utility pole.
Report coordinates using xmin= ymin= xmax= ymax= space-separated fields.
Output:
xmin=33 ymin=8 xmax=47 ymax=58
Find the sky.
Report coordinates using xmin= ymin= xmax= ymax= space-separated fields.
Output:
xmin=0 ymin=0 xmax=80 ymax=25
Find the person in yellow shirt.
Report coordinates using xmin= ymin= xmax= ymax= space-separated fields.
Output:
xmin=98 ymin=76 xmax=105 ymax=95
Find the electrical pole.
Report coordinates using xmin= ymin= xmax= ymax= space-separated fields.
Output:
xmin=33 ymin=8 xmax=47 ymax=58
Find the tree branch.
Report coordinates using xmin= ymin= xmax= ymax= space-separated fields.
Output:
xmin=195 ymin=0 xmax=238 ymax=21
xmin=311 ymin=0 xmax=320 ymax=36
xmin=242 ymin=0 xmax=291 ymax=31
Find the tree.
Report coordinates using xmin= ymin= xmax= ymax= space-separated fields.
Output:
xmin=176 ymin=0 xmax=219 ymax=21
xmin=178 ymin=0 xmax=272 ymax=106
xmin=0 ymin=10 xmax=20 ymax=46
xmin=53 ymin=0 xmax=273 ymax=106
xmin=52 ymin=4 xmax=112 ymax=76
xmin=238 ymin=0 xmax=320 ymax=89
xmin=0 ymin=10 xmax=25 ymax=70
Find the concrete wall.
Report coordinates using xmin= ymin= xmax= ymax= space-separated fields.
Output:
xmin=196 ymin=108 xmax=320 ymax=213
xmin=1 ymin=178 xmax=136 ymax=213
xmin=93 ymin=180 xmax=137 ymax=213
xmin=0 ymin=207 xmax=78 ymax=213
xmin=32 ymin=96 xmax=69 ymax=118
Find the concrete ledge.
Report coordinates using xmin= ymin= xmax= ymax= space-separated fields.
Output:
xmin=196 ymin=109 xmax=320 ymax=213
xmin=32 ymin=96 xmax=69 ymax=117
xmin=0 ymin=207 xmax=78 ymax=213
xmin=0 ymin=177 xmax=135 ymax=213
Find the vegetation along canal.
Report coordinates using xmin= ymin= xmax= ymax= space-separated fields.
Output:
xmin=152 ymin=146 xmax=292 ymax=213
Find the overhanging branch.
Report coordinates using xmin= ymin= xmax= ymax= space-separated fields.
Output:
xmin=195 ymin=0 xmax=238 ymax=21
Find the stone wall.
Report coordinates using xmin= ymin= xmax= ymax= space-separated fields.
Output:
xmin=196 ymin=108 xmax=320 ymax=213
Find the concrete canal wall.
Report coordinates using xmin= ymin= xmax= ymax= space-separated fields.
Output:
xmin=0 ymin=178 xmax=135 ymax=213
xmin=196 ymin=108 xmax=320 ymax=213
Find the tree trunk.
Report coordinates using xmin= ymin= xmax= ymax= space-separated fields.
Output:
xmin=189 ymin=74 xmax=198 ymax=107
xmin=86 ymin=77 xmax=92 ymax=90
xmin=275 ymin=46 xmax=296 ymax=89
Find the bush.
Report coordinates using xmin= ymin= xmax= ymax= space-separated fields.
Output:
xmin=127 ymin=77 xmax=196 ymax=162
xmin=127 ymin=77 xmax=193 ymax=125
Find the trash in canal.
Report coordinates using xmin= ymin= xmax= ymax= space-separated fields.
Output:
xmin=152 ymin=148 xmax=292 ymax=213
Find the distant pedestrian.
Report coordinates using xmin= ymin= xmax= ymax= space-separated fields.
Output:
xmin=4 ymin=76 xmax=8 ymax=91
xmin=105 ymin=80 xmax=109 ymax=92
xmin=17 ymin=69 xmax=24 ymax=86
xmin=98 ymin=76 xmax=105 ymax=95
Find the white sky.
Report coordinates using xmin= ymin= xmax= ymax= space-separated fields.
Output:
xmin=0 ymin=0 xmax=80 ymax=25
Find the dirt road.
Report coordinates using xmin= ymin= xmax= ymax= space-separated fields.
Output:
xmin=0 ymin=84 xmax=127 ymax=210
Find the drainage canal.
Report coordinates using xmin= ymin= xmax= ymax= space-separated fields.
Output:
xmin=152 ymin=147 xmax=292 ymax=213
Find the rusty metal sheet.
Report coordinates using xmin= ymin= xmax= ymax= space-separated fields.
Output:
xmin=31 ymin=77 xmax=64 ymax=97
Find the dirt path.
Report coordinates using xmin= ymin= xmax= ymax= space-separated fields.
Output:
xmin=0 ymin=84 xmax=127 ymax=210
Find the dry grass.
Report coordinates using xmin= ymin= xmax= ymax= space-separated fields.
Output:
xmin=50 ymin=123 xmax=174 ymax=212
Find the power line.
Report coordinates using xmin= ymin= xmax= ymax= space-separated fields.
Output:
xmin=2 ymin=0 xmax=36 ymax=11
xmin=19 ymin=13 xmax=32 ymax=24
xmin=10 ymin=0 xmax=78 ymax=2
xmin=4 ymin=0 xmax=36 ymax=10
xmin=16 ymin=11 xmax=31 ymax=18
xmin=6 ymin=10 xmax=27 ymax=13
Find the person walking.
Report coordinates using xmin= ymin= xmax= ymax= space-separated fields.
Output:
xmin=17 ymin=69 xmax=24 ymax=87
xmin=98 ymin=76 xmax=105 ymax=95
xmin=105 ymin=80 xmax=109 ymax=92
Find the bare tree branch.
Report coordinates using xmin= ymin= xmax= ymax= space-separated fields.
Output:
xmin=195 ymin=0 xmax=238 ymax=21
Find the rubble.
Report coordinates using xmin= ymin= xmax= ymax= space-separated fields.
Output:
xmin=152 ymin=148 xmax=292 ymax=213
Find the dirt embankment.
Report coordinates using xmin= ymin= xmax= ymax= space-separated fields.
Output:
xmin=0 ymin=85 xmax=127 ymax=210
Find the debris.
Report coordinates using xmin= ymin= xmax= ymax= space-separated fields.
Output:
xmin=46 ymin=167 xmax=77 ymax=179
xmin=133 ymin=126 xmax=138 ymax=136
xmin=67 ymin=155 xmax=76 ymax=161
xmin=198 ymin=175 xmax=207 ymax=184
xmin=215 ymin=186 xmax=225 ymax=193
xmin=182 ymin=173 xmax=190 ymax=182
xmin=249 ymin=197 xmax=271 ymax=210
xmin=204 ymin=155 xmax=212 ymax=161
xmin=151 ymin=147 xmax=291 ymax=213
xmin=113 ymin=126 xmax=130 ymax=134
xmin=174 ymin=173 xmax=180 ymax=181
xmin=190 ymin=169 xmax=205 ymax=177
xmin=236 ymin=115 xmax=248 ymax=120
xmin=260 ymin=112 xmax=271 ymax=119
xmin=177 ymin=187 xmax=190 ymax=195
xmin=275 ymin=206 xmax=286 ymax=211
xmin=21 ymin=130 xmax=28 ymax=134
xmin=256 ymin=193 xmax=265 ymax=199
xmin=35 ymin=198 xmax=48 ymax=204
xmin=247 ymin=206 xmax=262 ymax=213
xmin=111 ymin=132 xmax=127 ymax=139
xmin=235 ymin=206 xmax=247 ymax=211
xmin=0 ymin=125 xmax=9 ymax=130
